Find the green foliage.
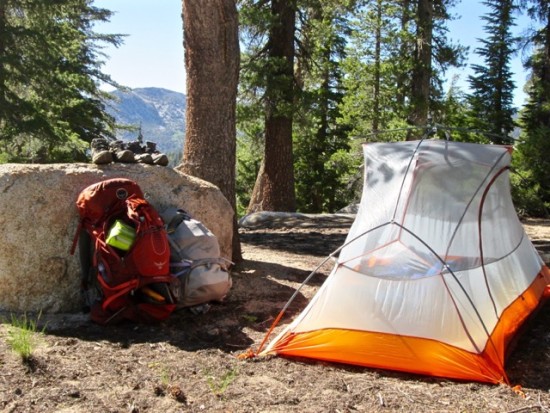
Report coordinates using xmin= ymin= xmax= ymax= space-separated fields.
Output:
xmin=510 ymin=145 xmax=549 ymax=217
xmin=242 ymin=314 xmax=258 ymax=323
xmin=0 ymin=0 xmax=122 ymax=163
xmin=236 ymin=132 xmax=263 ymax=216
xmin=166 ymin=149 xmax=183 ymax=168
xmin=325 ymin=145 xmax=364 ymax=207
xmin=237 ymin=0 xmax=361 ymax=213
xmin=517 ymin=107 xmax=550 ymax=210
xmin=338 ymin=1 xmax=410 ymax=136
xmin=235 ymin=0 xmax=550 ymax=218
xmin=467 ymin=0 xmax=518 ymax=143
xmin=6 ymin=312 xmax=45 ymax=362
xmin=293 ymin=1 xmax=355 ymax=212
xmin=205 ymin=367 xmax=238 ymax=397
xmin=338 ymin=1 xmax=466 ymax=134
xmin=511 ymin=0 xmax=550 ymax=215
xmin=237 ymin=0 xmax=299 ymax=212
xmin=235 ymin=60 xmax=266 ymax=215
xmin=236 ymin=1 xmax=468 ymax=214
xmin=149 ymin=362 xmax=171 ymax=386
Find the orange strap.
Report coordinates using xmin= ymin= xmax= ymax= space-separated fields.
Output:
xmin=97 ymin=276 xmax=139 ymax=311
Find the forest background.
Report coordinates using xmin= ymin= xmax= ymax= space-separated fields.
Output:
xmin=1 ymin=0 xmax=550 ymax=220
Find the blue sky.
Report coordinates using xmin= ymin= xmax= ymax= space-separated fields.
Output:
xmin=94 ymin=0 xmax=185 ymax=93
xmin=93 ymin=0 xmax=532 ymax=107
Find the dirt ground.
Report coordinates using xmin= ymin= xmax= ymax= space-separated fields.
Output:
xmin=1 ymin=215 xmax=549 ymax=413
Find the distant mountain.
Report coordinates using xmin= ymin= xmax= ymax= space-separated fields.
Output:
xmin=106 ymin=87 xmax=186 ymax=156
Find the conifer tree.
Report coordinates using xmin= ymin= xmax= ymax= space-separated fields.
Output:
xmin=0 ymin=0 xmax=121 ymax=163
xmin=339 ymin=0 xmax=464 ymax=138
xmin=518 ymin=0 xmax=550 ymax=205
xmin=339 ymin=0 xmax=411 ymax=138
xmin=408 ymin=0 xmax=433 ymax=130
xmin=467 ymin=0 xmax=517 ymax=143
xmin=238 ymin=0 xmax=357 ymax=213
xmin=240 ymin=0 xmax=298 ymax=213
xmin=292 ymin=2 xmax=356 ymax=212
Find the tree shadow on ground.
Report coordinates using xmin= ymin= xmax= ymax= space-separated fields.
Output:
xmin=506 ymin=302 xmax=550 ymax=390
xmin=236 ymin=258 xmax=328 ymax=287
xmin=239 ymin=212 xmax=355 ymax=230
xmin=239 ymin=229 xmax=348 ymax=258
xmin=22 ymin=259 xmax=316 ymax=357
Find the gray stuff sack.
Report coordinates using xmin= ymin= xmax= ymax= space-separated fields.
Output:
xmin=161 ymin=207 xmax=232 ymax=310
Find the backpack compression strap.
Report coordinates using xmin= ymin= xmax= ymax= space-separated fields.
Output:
xmin=97 ymin=275 xmax=139 ymax=312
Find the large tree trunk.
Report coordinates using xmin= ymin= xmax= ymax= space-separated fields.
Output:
xmin=0 ymin=4 xmax=7 ymax=125
xmin=180 ymin=0 xmax=242 ymax=261
xmin=408 ymin=0 xmax=432 ymax=134
xmin=396 ymin=0 xmax=411 ymax=108
xmin=247 ymin=0 xmax=296 ymax=213
xmin=372 ymin=0 xmax=382 ymax=133
xmin=543 ymin=6 xmax=550 ymax=100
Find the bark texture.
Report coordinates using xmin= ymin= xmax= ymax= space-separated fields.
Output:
xmin=180 ymin=0 xmax=241 ymax=261
xmin=408 ymin=0 xmax=433 ymax=134
xmin=247 ymin=0 xmax=297 ymax=213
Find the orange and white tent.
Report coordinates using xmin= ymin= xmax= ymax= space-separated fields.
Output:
xmin=260 ymin=139 xmax=550 ymax=384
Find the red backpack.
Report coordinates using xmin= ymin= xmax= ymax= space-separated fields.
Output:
xmin=71 ymin=178 xmax=176 ymax=324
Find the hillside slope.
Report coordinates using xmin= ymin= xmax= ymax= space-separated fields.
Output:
xmin=106 ymin=87 xmax=186 ymax=156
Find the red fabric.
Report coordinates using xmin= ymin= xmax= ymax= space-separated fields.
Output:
xmin=75 ymin=178 xmax=175 ymax=324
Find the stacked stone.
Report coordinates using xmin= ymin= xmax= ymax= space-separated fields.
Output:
xmin=90 ymin=138 xmax=169 ymax=166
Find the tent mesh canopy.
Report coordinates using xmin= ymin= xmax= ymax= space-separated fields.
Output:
xmin=261 ymin=139 xmax=550 ymax=384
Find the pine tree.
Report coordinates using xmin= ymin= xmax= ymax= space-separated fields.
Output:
xmin=0 ymin=0 xmax=121 ymax=163
xmin=408 ymin=0 xmax=433 ymax=130
xmin=338 ymin=1 xmax=465 ymax=140
xmin=517 ymin=1 xmax=550 ymax=207
xmin=293 ymin=1 xmax=354 ymax=213
xmin=238 ymin=0 xmax=359 ymax=213
xmin=339 ymin=0 xmax=411 ymax=138
xmin=240 ymin=0 xmax=298 ymax=213
xmin=467 ymin=0 xmax=517 ymax=143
